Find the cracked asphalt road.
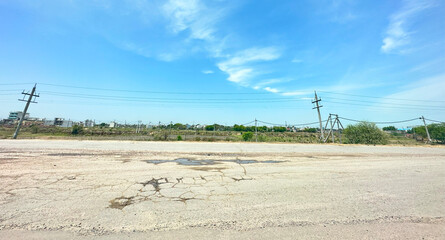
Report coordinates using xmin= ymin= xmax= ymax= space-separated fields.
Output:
xmin=0 ymin=140 xmax=444 ymax=239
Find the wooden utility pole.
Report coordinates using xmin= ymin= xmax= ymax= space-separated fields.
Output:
xmin=13 ymin=84 xmax=39 ymax=139
xmin=329 ymin=115 xmax=335 ymax=143
xmin=322 ymin=114 xmax=344 ymax=143
xmin=335 ymin=114 xmax=344 ymax=144
xmin=255 ymin=118 xmax=258 ymax=142
xmin=421 ymin=116 xmax=432 ymax=143
xmin=312 ymin=91 xmax=324 ymax=141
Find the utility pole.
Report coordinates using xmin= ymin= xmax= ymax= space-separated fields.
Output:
xmin=335 ymin=115 xmax=344 ymax=144
xmin=136 ymin=120 xmax=142 ymax=134
xmin=322 ymin=114 xmax=344 ymax=143
xmin=13 ymin=84 xmax=39 ymax=139
xmin=421 ymin=116 xmax=432 ymax=143
xmin=312 ymin=91 xmax=324 ymax=141
xmin=170 ymin=121 xmax=173 ymax=138
xmin=329 ymin=114 xmax=335 ymax=143
xmin=255 ymin=118 xmax=258 ymax=142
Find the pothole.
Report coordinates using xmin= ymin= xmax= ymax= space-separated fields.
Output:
xmin=144 ymin=158 xmax=284 ymax=165
xmin=109 ymin=196 xmax=135 ymax=210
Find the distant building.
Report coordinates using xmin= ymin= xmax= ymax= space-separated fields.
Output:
xmin=85 ymin=119 xmax=95 ymax=127
xmin=43 ymin=119 xmax=55 ymax=126
xmin=54 ymin=118 xmax=64 ymax=126
xmin=61 ymin=120 xmax=73 ymax=128
xmin=109 ymin=121 xmax=116 ymax=128
xmin=43 ymin=118 xmax=73 ymax=128
xmin=8 ymin=111 xmax=29 ymax=120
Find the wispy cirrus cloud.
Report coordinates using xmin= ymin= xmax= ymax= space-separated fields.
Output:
xmin=382 ymin=74 xmax=445 ymax=104
xmin=263 ymin=87 xmax=280 ymax=93
xmin=381 ymin=0 xmax=432 ymax=53
xmin=162 ymin=0 xmax=223 ymax=41
xmin=217 ymin=47 xmax=281 ymax=85
xmin=202 ymin=70 xmax=214 ymax=74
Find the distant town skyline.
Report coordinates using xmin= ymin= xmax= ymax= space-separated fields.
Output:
xmin=1 ymin=0 xmax=444 ymax=125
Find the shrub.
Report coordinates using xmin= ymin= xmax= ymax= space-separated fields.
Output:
xmin=242 ymin=132 xmax=254 ymax=141
xmin=30 ymin=125 xmax=39 ymax=134
xmin=344 ymin=122 xmax=388 ymax=145
xmin=71 ymin=125 xmax=84 ymax=135
xmin=177 ymin=135 xmax=182 ymax=141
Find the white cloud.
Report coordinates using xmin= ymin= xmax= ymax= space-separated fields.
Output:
xmin=226 ymin=68 xmax=253 ymax=84
xmin=217 ymin=47 xmax=281 ymax=85
xmin=381 ymin=0 xmax=432 ymax=53
xmin=281 ymin=91 xmax=309 ymax=96
xmin=382 ymin=74 xmax=445 ymax=105
xmin=264 ymin=87 xmax=280 ymax=93
xmin=254 ymin=78 xmax=292 ymax=89
xmin=162 ymin=0 xmax=222 ymax=41
xmin=202 ymin=70 xmax=214 ymax=74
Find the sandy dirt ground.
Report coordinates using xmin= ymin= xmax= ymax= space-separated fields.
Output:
xmin=0 ymin=140 xmax=444 ymax=239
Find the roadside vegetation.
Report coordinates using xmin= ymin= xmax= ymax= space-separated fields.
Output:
xmin=344 ymin=122 xmax=388 ymax=145
xmin=0 ymin=122 xmax=443 ymax=145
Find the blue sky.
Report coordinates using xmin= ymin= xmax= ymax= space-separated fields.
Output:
xmin=0 ymin=0 xmax=444 ymax=127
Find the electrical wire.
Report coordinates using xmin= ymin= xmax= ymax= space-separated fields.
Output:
xmin=424 ymin=118 xmax=445 ymax=123
xmin=39 ymin=91 xmax=306 ymax=103
xmin=324 ymin=96 xmax=445 ymax=109
xmin=319 ymin=90 xmax=445 ymax=103
xmin=338 ymin=117 xmax=421 ymax=124
xmin=239 ymin=121 xmax=255 ymax=126
xmin=323 ymin=100 xmax=445 ymax=111
xmin=38 ymin=83 xmax=276 ymax=95
xmin=0 ymin=83 xmax=35 ymax=86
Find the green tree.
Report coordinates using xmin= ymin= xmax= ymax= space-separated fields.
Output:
xmin=242 ymin=132 xmax=254 ymax=141
xmin=303 ymin=128 xmax=317 ymax=133
xmin=233 ymin=124 xmax=246 ymax=131
xmin=174 ymin=123 xmax=186 ymax=130
xmin=344 ymin=122 xmax=388 ymax=145
xmin=382 ymin=126 xmax=397 ymax=131
xmin=272 ymin=126 xmax=286 ymax=132
xmin=429 ymin=124 xmax=445 ymax=143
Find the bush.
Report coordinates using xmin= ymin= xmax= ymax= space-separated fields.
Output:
xmin=428 ymin=124 xmax=445 ymax=143
xmin=71 ymin=125 xmax=84 ymax=135
xmin=344 ymin=122 xmax=388 ymax=145
xmin=242 ymin=132 xmax=254 ymax=141
xmin=382 ymin=126 xmax=397 ymax=131
xmin=30 ymin=125 xmax=39 ymax=134
xmin=177 ymin=135 xmax=182 ymax=141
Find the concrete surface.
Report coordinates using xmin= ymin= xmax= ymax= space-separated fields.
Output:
xmin=0 ymin=140 xmax=444 ymax=239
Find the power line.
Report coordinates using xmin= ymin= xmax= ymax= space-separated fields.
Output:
xmin=338 ymin=117 xmax=420 ymax=124
xmin=324 ymin=96 xmax=445 ymax=109
xmin=256 ymin=119 xmax=325 ymax=127
xmin=38 ymin=83 xmax=277 ymax=95
xmin=257 ymin=120 xmax=285 ymax=126
xmin=323 ymin=100 xmax=445 ymax=111
xmin=39 ymin=90 xmax=306 ymax=102
xmin=0 ymin=89 xmax=22 ymax=92
xmin=319 ymin=90 xmax=445 ymax=103
xmin=0 ymin=83 xmax=35 ymax=86
xmin=239 ymin=120 xmax=255 ymax=126
xmin=424 ymin=118 xmax=445 ymax=123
